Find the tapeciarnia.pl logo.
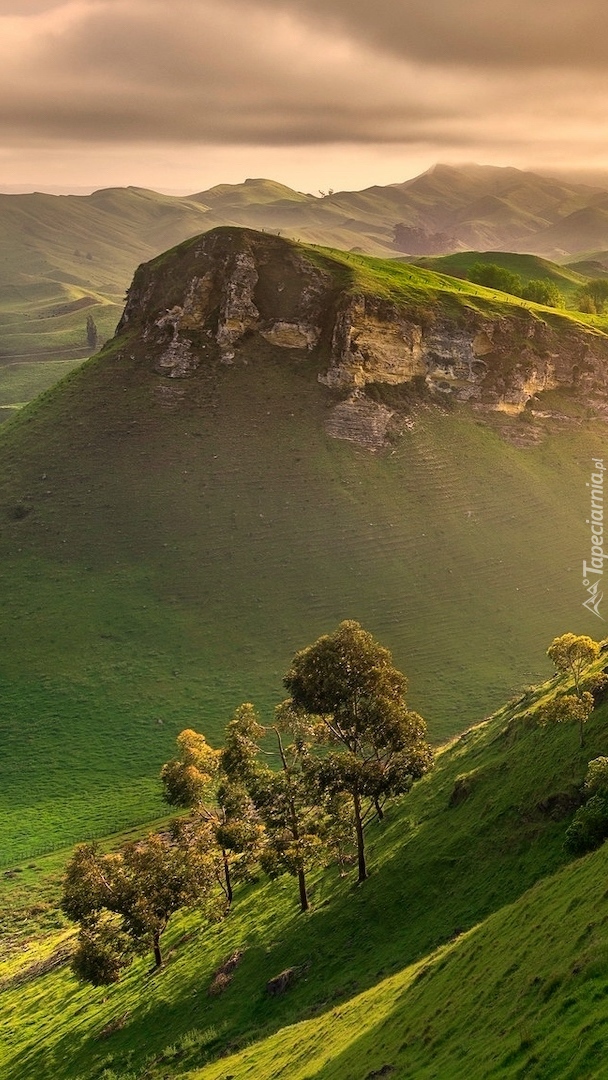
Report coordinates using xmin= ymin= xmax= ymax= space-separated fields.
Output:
xmin=583 ymin=458 xmax=606 ymax=619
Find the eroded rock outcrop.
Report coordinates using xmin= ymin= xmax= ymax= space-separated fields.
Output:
xmin=117 ymin=227 xmax=608 ymax=449
xmin=119 ymin=227 xmax=331 ymax=374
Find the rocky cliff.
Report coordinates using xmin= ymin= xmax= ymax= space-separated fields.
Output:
xmin=116 ymin=227 xmax=608 ymax=449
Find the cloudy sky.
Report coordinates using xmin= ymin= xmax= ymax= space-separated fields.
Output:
xmin=2 ymin=0 xmax=608 ymax=194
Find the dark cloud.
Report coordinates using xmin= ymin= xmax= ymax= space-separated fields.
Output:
xmin=1 ymin=0 xmax=608 ymax=181
xmin=0 ymin=0 xmax=468 ymax=145
xmin=242 ymin=0 xmax=608 ymax=69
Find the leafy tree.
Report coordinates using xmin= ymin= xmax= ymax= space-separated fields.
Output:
xmin=583 ymin=755 xmax=608 ymax=796
xmin=86 ymin=314 xmax=98 ymax=351
xmin=521 ymin=279 xmax=563 ymax=307
xmin=543 ymin=633 xmax=600 ymax=746
xmin=564 ymin=757 xmax=608 ymax=855
xmin=161 ymin=708 xmax=263 ymax=903
xmin=577 ymin=278 xmax=608 ymax=314
xmin=578 ymin=292 xmax=598 ymax=314
xmin=249 ymin=703 xmax=328 ymax=912
xmin=283 ymin=620 xmax=433 ymax=882
xmin=162 ymin=727 xmax=221 ymax=807
xmin=71 ymin=913 xmax=134 ymax=986
xmin=468 ymin=263 xmax=523 ymax=297
xmin=538 ymin=691 xmax=595 ymax=748
xmin=62 ymin=828 xmax=223 ymax=980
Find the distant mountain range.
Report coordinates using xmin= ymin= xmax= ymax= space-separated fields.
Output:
xmin=3 ymin=163 xmax=608 ymax=365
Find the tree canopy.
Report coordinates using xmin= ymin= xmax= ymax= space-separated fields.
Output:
xmin=284 ymin=620 xmax=433 ymax=881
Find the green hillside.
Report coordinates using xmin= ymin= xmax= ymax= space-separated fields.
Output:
xmin=0 ymin=231 xmax=606 ymax=867
xmin=413 ymin=250 xmax=589 ymax=307
xmin=2 ymin=662 xmax=608 ymax=1079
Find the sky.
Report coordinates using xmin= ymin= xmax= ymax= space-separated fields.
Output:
xmin=1 ymin=0 xmax=608 ymax=195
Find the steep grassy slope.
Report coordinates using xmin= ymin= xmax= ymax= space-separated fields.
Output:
xmin=0 ymin=233 xmax=606 ymax=865
xmin=189 ymin=842 xmax=608 ymax=1080
xmin=0 ymin=358 xmax=85 ymax=423
xmin=2 ymin=674 xmax=608 ymax=1079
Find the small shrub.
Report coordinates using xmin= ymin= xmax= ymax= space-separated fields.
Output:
xmin=564 ymin=794 xmax=608 ymax=855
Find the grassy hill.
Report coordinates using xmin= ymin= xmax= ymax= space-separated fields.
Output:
xmin=2 ymin=660 xmax=608 ymax=1079
xmin=1 ymin=164 xmax=606 ymax=375
xmin=0 ymin=230 xmax=605 ymax=871
xmin=412 ymin=251 xmax=590 ymax=308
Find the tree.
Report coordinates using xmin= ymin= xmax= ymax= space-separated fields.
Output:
xmin=62 ymin=827 xmax=223 ymax=981
xmin=543 ymin=633 xmax=600 ymax=747
xmin=521 ymin=279 xmax=563 ymax=307
xmin=564 ymin=756 xmax=608 ymax=855
xmin=283 ymin=621 xmax=433 ymax=882
xmin=547 ymin=634 xmax=600 ymax=696
xmin=577 ymin=278 xmax=608 ymax=314
xmin=538 ymin=691 xmax=595 ymax=748
xmin=468 ymin=263 xmax=523 ymax=297
xmin=249 ymin=703 xmax=328 ymax=912
xmin=86 ymin=314 xmax=98 ymax=351
xmin=161 ymin=709 xmax=264 ymax=904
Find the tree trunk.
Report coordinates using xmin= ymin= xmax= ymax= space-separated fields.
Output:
xmin=152 ymin=930 xmax=162 ymax=969
xmin=373 ymin=796 xmax=384 ymax=821
xmin=580 ymin=718 xmax=586 ymax=749
xmin=353 ymin=787 xmax=367 ymax=882
xmin=297 ymin=867 xmax=309 ymax=912
xmin=222 ymin=848 xmax=233 ymax=905
xmin=275 ymin=727 xmax=310 ymax=912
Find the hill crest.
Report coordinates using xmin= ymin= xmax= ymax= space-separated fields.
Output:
xmin=117 ymin=226 xmax=608 ymax=449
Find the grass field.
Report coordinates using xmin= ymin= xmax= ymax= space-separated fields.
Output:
xmin=0 ymin=358 xmax=86 ymax=420
xmin=2 ymin=662 xmax=608 ymax=1079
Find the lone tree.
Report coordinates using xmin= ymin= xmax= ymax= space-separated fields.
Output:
xmin=545 ymin=633 xmax=601 ymax=746
xmin=547 ymin=634 xmax=600 ymax=696
xmin=284 ymin=620 xmax=433 ymax=883
xmin=85 ymin=314 xmax=98 ymax=351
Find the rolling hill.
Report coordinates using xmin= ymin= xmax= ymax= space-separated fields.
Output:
xmin=0 ymin=226 xmax=607 ymax=869
xmin=411 ymin=251 xmax=590 ymax=308
xmin=1 ymin=163 xmax=607 ymax=383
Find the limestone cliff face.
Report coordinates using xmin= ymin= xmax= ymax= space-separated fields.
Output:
xmin=117 ymin=227 xmax=608 ymax=448
xmin=118 ymin=227 xmax=332 ymax=373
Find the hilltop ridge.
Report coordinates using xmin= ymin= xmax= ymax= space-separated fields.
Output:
xmin=118 ymin=226 xmax=608 ymax=448
xmin=2 ymin=162 xmax=608 ymax=370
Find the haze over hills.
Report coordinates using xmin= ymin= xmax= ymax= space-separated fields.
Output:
xmin=2 ymin=163 xmax=608 ymax=377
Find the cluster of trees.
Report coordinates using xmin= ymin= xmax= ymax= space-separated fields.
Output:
xmin=577 ymin=278 xmax=608 ymax=314
xmin=62 ymin=621 xmax=433 ymax=984
xmin=467 ymin=263 xmax=564 ymax=307
xmin=538 ymin=632 xmax=608 ymax=854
